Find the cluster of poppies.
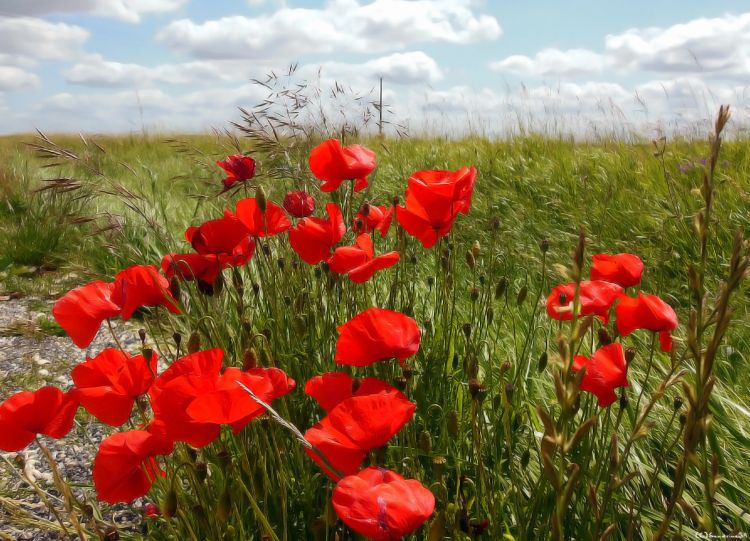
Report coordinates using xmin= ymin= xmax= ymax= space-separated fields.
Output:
xmin=1 ymin=139 xmax=480 ymax=539
xmin=546 ymin=253 xmax=678 ymax=407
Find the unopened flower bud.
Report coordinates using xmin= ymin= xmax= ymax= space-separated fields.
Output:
xmin=501 ymin=361 xmax=512 ymax=373
xmin=465 ymin=251 xmax=475 ymax=269
xmin=169 ymin=276 xmax=181 ymax=300
xmin=495 ymin=277 xmax=507 ymax=300
xmin=243 ymin=349 xmax=258 ymax=370
xmin=426 ymin=276 xmax=435 ymax=287
xmin=540 ymin=239 xmax=550 ymax=253
xmin=142 ymin=348 xmax=154 ymax=362
xmin=462 ymin=323 xmax=472 ymax=339
xmin=469 ymin=379 xmax=488 ymax=402
xmin=138 ymin=328 xmax=146 ymax=344
xmin=447 ymin=411 xmax=460 ymax=436
xmin=619 ymin=394 xmax=629 ymax=410
xmin=392 ymin=195 xmax=401 ymax=206
xmin=217 ymin=487 xmax=232 ymax=522
xmin=470 ymin=287 xmax=480 ymax=302
xmin=537 ymin=351 xmax=548 ymax=373
xmin=255 ymin=186 xmax=267 ymax=212
xmin=187 ymin=331 xmax=200 ymax=354
xmin=419 ymin=431 xmax=432 ymax=454
xmin=486 ymin=307 xmax=494 ymax=324
xmin=516 ymin=285 xmax=528 ymax=306
xmin=673 ymin=396 xmax=683 ymax=411
xmin=395 ymin=376 xmax=408 ymax=391
xmin=277 ymin=257 xmax=285 ymax=269
xmin=505 ymin=383 xmax=515 ymax=403
xmin=163 ymin=488 xmax=178 ymax=518
xmin=172 ymin=332 xmax=182 ymax=348
xmin=471 ymin=240 xmax=481 ymax=258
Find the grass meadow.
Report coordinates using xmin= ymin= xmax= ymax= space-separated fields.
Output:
xmin=0 ymin=106 xmax=749 ymax=540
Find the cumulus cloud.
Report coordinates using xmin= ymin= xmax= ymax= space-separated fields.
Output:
xmin=0 ymin=17 xmax=89 ymax=62
xmin=490 ymin=48 xmax=608 ymax=77
xmin=0 ymin=66 xmax=40 ymax=91
xmin=307 ymin=51 xmax=444 ymax=86
xmin=0 ymin=0 xmax=187 ymax=23
xmin=156 ymin=0 xmax=501 ymax=60
xmin=490 ymin=11 xmax=750 ymax=81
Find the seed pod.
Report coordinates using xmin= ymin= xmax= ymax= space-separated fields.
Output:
xmin=277 ymin=257 xmax=285 ymax=270
xmin=539 ymin=239 xmax=550 ymax=253
xmin=516 ymin=285 xmax=528 ymax=306
xmin=169 ymin=276 xmax=181 ymax=300
xmin=172 ymin=332 xmax=182 ymax=349
xmin=426 ymin=275 xmax=435 ymax=287
xmin=462 ymin=323 xmax=472 ymax=339
xmin=673 ymin=396 xmax=683 ymax=410
xmin=255 ymin=185 xmax=267 ymax=212
xmin=138 ymin=328 xmax=146 ymax=344
xmin=537 ymin=351 xmax=548 ymax=373
xmin=432 ymin=456 xmax=447 ymax=478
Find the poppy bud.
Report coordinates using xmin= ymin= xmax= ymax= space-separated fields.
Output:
xmin=402 ymin=365 xmax=413 ymax=380
xmin=540 ymin=239 xmax=550 ymax=253
xmin=486 ymin=307 xmax=494 ymax=324
xmin=138 ymin=328 xmax=146 ymax=344
xmin=472 ymin=240 xmax=481 ymax=258
xmin=169 ymin=276 xmax=181 ymax=299
xmin=255 ymin=186 xmax=267 ymax=212
xmin=186 ymin=447 xmax=198 ymax=462
xmin=243 ymin=349 xmax=258 ymax=370
xmin=619 ymin=394 xmax=629 ymax=410
xmin=142 ymin=348 xmax=154 ymax=362
xmin=469 ymin=379 xmax=488 ymax=402
xmin=419 ymin=431 xmax=432 ymax=454
xmin=283 ymin=295 xmax=292 ymax=306
xmin=172 ymin=332 xmax=182 ymax=349
xmin=447 ymin=411 xmax=460 ymax=436
xmin=679 ymin=413 xmax=687 ymax=426
xmin=521 ymin=449 xmax=531 ymax=468
xmin=516 ymin=285 xmax=528 ymax=306
xmin=597 ymin=328 xmax=612 ymax=346
xmin=194 ymin=461 xmax=208 ymax=482
xmin=505 ymin=383 xmax=515 ymax=403
xmin=217 ymin=487 xmax=232 ymax=522
xmin=462 ymin=323 xmax=472 ymax=339
xmin=163 ymin=488 xmax=178 ymax=518
xmin=452 ymin=352 xmax=459 ymax=370
xmin=261 ymin=243 xmax=270 ymax=256
xmin=187 ymin=331 xmax=200 ymax=354
xmin=537 ymin=351 xmax=548 ymax=373
xmin=673 ymin=396 xmax=683 ymax=410
xmin=351 ymin=377 xmax=361 ymax=394
xmin=426 ymin=276 xmax=435 ymax=287
xmin=277 ymin=257 xmax=285 ymax=270
xmin=465 ymin=251 xmax=475 ymax=269
xmin=495 ymin=277 xmax=507 ymax=300
xmin=440 ymin=255 xmax=449 ymax=270
xmin=501 ymin=360 xmax=512 ymax=373
xmin=492 ymin=393 xmax=502 ymax=411
xmin=625 ymin=347 xmax=636 ymax=364
xmin=470 ymin=287 xmax=480 ymax=302
xmin=103 ymin=527 xmax=119 ymax=541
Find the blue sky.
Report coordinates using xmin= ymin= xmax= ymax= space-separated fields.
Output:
xmin=1 ymin=0 xmax=749 ymax=135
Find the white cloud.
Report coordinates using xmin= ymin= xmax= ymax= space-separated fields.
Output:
xmin=308 ymin=51 xmax=444 ymax=86
xmin=0 ymin=66 xmax=40 ymax=91
xmin=0 ymin=0 xmax=187 ymax=23
xmin=490 ymin=48 xmax=608 ymax=77
xmin=156 ymin=0 xmax=501 ymax=60
xmin=605 ymin=12 xmax=750 ymax=77
xmin=0 ymin=17 xmax=89 ymax=61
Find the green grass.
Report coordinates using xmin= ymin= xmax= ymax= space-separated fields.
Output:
xmin=0 ymin=129 xmax=748 ymax=539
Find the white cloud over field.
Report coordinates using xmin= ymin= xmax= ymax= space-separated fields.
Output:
xmin=1 ymin=0 xmax=187 ymax=23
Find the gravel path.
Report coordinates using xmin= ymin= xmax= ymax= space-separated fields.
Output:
xmin=0 ymin=297 xmax=144 ymax=540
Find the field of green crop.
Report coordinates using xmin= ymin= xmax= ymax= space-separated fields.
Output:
xmin=0 ymin=112 xmax=749 ymax=540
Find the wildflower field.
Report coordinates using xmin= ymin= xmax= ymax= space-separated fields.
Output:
xmin=0 ymin=105 xmax=749 ymax=541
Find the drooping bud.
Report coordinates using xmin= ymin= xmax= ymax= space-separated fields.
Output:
xmin=419 ymin=431 xmax=432 ymax=454
xmin=540 ymin=239 xmax=550 ymax=253
xmin=516 ymin=285 xmax=528 ymax=306
xmin=187 ymin=331 xmax=200 ymax=354
xmin=169 ymin=276 xmax=181 ymax=300
xmin=495 ymin=277 xmax=507 ymax=300
xmin=470 ymin=287 xmax=480 ymax=302
xmin=172 ymin=332 xmax=182 ymax=349
xmin=162 ymin=488 xmax=178 ymax=518
xmin=217 ymin=486 xmax=232 ymax=522
xmin=255 ymin=185 xmax=267 ymax=212
xmin=243 ymin=349 xmax=258 ymax=371
xmin=465 ymin=251 xmax=475 ymax=269
xmin=138 ymin=328 xmax=146 ymax=344
xmin=537 ymin=351 xmax=548 ymax=373
xmin=447 ymin=411 xmax=460 ymax=436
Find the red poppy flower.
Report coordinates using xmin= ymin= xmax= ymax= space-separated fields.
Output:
xmin=335 ymin=308 xmax=421 ymax=367
xmin=615 ymin=293 xmax=678 ymax=352
xmin=111 ymin=265 xmax=180 ymax=321
xmin=288 ymin=203 xmax=346 ymax=264
xmin=394 ymin=202 xmax=456 ymax=249
xmin=52 ymin=280 xmax=122 ymax=348
xmin=72 ymin=348 xmax=158 ymax=426
xmin=235 ymin=197 xmax=291 ymax=237
xmin=161 ymin=253 xmax=222 ymax=286
xmin=305 ymin=372 xmax=398 ymax=413
xmin=283 ymin=190 xmax=316 ymax=218
xmin=185 ymin=209 xmax=256 ymax=266
xmin=304 ymin=391 xmax=415 ymax=479
xmin=148 ymin=349 xmax=224 ymax=448
xmin=328 ymin=234 xmax=400 ymax=283
xmin=572 ymin=343 xmax=629 ymax=407
xmin=591 ymin=253 xmax=644 ymax=288
xmin=0 ymin=387 xmax=79 ymax=451
xmin=353 ymin=204 xmax=393 ymax=237
xmin=546 ymin=280 xmax=623 ymax=323
xmin=187 ymin=367 xmax=295 ymax=434
xmin=408 ymin=167 xmax=476 ymax=215
xmin=93 ymin=430 xmax=174 ymax=504
xmin=309 ymin=139 xmax=376 ymax=192
xmin=332 ymin=467 xmax=435 ymax=541
xmin=217 ymin=154 xmax=256 ymax=192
